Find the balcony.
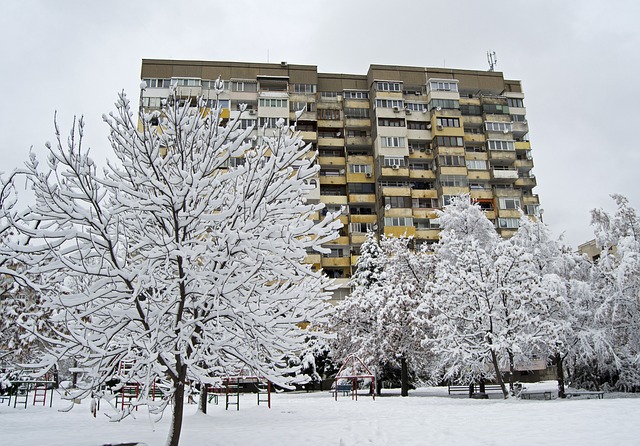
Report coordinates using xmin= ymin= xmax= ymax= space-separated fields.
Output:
xmin=384 ymin=226 xmax=417 ymax=238
xmin=491 ymin=169 xmax=519 ymax=182
xmin=318 ymin=156 xmax=346 ymax=166
xmin=320 ymin=195 xmax=348 ymax=205
xmin=321 ymin=256 xmax=351 ymax=268
xmin=350 ymin=234 xmax=367 ymax=245
xmin=320 ymin=175 xmax=347 ymax=186
xmin=415 ymin=229 xmax=440 ymax=240
xmin=515 ymin=159 xmax=534 ymax=170
xmin=348 ymin=193 xmax=376 ymax=203
xmin=411 ymin=189 xmax=438 ymax=199
xmin=409 ymin=169 xmax=436 ymax=180
xmin=464 ymin=133 xmax=486 ymax=144
xmin=515 ymin=175 xmax=537 ymax=189
xmin=327 ymin=235 xmax=350 ymax=245
xmin=316 ymin=137 xmax=344 ymax=146
xmin=488 ymin=150 xmax=516 ymax=165
xmin=345 ymin=135 xmax=372 ymax=146
xmin=380 ymin=166 xmax=410 ymax=177
xmin=303 ymin=253 xmax=321 ymax=265
xmin=512 ymin=121 xmax=529 ymax=138
xmin=380 ymin=186 xmax=412 ymax=197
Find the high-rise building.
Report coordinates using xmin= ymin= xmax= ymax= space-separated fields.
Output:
xmin=140 ymin=59 xmax=540 ymax=301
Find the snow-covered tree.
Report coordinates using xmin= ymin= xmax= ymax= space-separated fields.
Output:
xmin=0 ymin=85 xmax=340 ymax=446
xmin=589 ymin=194 xmax=640 ymax=390
xmin=425 ymin=195 xmax=509 ymax=396
xmin=332 ymin=234 xmax=432 ymax=396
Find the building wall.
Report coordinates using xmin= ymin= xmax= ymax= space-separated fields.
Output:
xmin=140 ymin=59 xmax=541 ymax=303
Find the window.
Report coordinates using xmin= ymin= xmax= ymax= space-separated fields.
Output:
xmin=482 ymin=104 xmax=509 ymax=115
xmin=381 ymin=137 xmax=405 ymax=148
xmin=511 ymin=114 xmax=527 ymax=122
xmin=344 ymin=108 xmax=370 ymax=118
xmin=237 ymin=119 xmax=256 ymax=130
xmin=412 ymin=198 xmax=438 ymax=208
xmin=384 ymin=217 xmax=413 ymax=227
xmin=229 ymin=157 xmax=245 ymax=168
xmin=348 ymin=183 xmax=375 ymax=194
xmin=438 ymin=155 xmax=465 ymax=166
xmin=142 ymin=97 xmax=162 ymax=108
xmin=378 ymin=118 xmax=405 ymax=127
xmin=259 ymin=98 xmax=287 ymax=108
xmin=143 ymin=78 xmax=171 ymax=89
xmin=292 ymin=83 xmax=316 ymax=93
xmin=343 ymin=90 xmax=369 ymax=99
xmin=435 ymin=136 xmax=464 ymax=147
xmin=202 ymin=79 xmax=229 ymax=90
xmin=498 ymin=218 xmax=520 ymax=229
xmin=408 ymin=141 xmax=430 ymax=151
xmin=317 ymin=109 xmax=341 ymax=120
xmin=405 ymin=102 xmax=427 ymax=112
xmin=346 ymin=129 xmax=370 ymax=137
xmin=460 ymin=104 xmax=482 ymax=116
xmin=441 ymin=195 xmax=455 ymax=206
xmin=524 ymin=204 xmax=539 ymax=216
xmin=385 ymin=196 xmax=412 ymax=208
xmin=350 ymin=205 xmax=374 ymax=214
xmin=203 ymin=99 xmax=230 ymax=109
xmin=437 ymin=117 xmax=460 ymax=128
xmin=376 ymin=99 xmax=404 ymax=109
xmin=171 ymin=78 xmax=201 ymax=87
xmin=415 ymin=218 xmax=441 ymax=229
xmin=320 ymin=91 xmax=339 ymax=99
xmin=507 ymin=98 xmax=524 ymax=108
xmin=428 ymin=80 xmax=458 ymax=92
xmin=376 ymin=82 xmax=402 ymax=92
xmin=487 ymin=140 xmax=515 ymax=151
xmin=428 ymin=99 xmax=459 ymax=110
xmin=407 ymin=121 xmax=428 ymax=130
xmin=499 ymin=197 xmax=521 ymax=210
xmin=412 ymin=181 xmax=435 ymax=190
xmin=350 ymin=222 xmax=374 ymax=233
xmin=409 ymin=161 xmax=433 ymax=170
xmin=440 ymin=175 xmax=468 ymax=188
xmin=259 ymin=117 xmax=286 ymax=128
xmin=485 ymin=121 xmax=512 ymax=132
xmin=466 ymin=159 xmax=487 ymax=170
xmin=469 ymin=182 xmax=489 ymax=190
xmin=383 ymin=156 xmax=406 ymax=167
xmin=290 ymin=101 xmax=316 ymax=112
xmin=231 ymin=81 xmax=257 ymax=92
xmin=349 ymin=164 xmax=372 ymax=174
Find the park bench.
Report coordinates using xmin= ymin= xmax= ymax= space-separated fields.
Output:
xmin=448 ymin=384 xmax=503 ymax=396
xmin=565 ymin=390 xmax=604 ymax=399
xmin=336 ymin=383 xmax=352 ymax=396
xmin=519 ymin=390 xmax=553 ymax=400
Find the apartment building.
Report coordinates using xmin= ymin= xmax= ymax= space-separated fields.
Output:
xmin=140 ymin=59 xmax=540 ymax=301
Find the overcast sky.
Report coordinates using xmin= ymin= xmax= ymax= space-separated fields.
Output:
xmin=1 ymin=0 xmax=639 ymax=249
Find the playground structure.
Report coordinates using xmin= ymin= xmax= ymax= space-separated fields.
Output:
xmin=114 ymin=361 xmax=165 ymax=411
xmin=333 ymin=354 xmax=375 ymax=401
xmin=207 ymin=374 xmax=272 ymax=410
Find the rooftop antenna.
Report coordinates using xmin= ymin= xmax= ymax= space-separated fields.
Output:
xmin=487 ymin=50 xmax=497 ymax=72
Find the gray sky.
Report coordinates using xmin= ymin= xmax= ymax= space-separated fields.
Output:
xmin=1 ymin=0 xmax=639 ymax=249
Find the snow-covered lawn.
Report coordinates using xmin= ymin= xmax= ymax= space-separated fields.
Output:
xmin=2 ymin=386 xmax=639 ymax=446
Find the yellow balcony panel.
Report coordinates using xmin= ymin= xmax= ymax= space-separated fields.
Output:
xmin=348 ymin=193 xmax=376 ymax=203
xmin=515 ymin=159 xmax=534 ymax=170
xmin=347 ymin=155 xmax=374 ymax=164
xmin=522 ymin=194 xmax=540 ymax=205
xmin=464 ymin=134 xmax=486 ymax=143
xmin=350 ymin=214 xmax=377 ymax=224
xmin=409 ymin=170 xmax=436 ymax=180
xmin=430 ymin=108 xmax=461 ymax=118
xmin=317 ymin=137 xmax=344 ymax=146
xmin=432 ymin=126 xmax=464 ymax=137
xmin=299 ymin=131 xmax=317 ymax=141
xmin=470 ymin=190 xmax=494 ymax=200
xmin=346 ymin=172 xmax=375 ymax=183
xmin=318 ymin=156 xmax=346 ymax=166
xmin=498 ymin=209 xmax=521 ymax=219
xmin=321 ymin=257 xmax=351 ymax=268
xmin=351 ymin=234 xmax=367 ymax=245
xmin=466 ymin=152 xmax=488 ymax=161
xmin=380 ymin=167 xmax=410 ymax=177
xmin=320 ymin=195 xmax=348 ymax=205
xmin=346 ymin=136 xmax=372 ymax=146
xmin=385 ymin=208 xmax=413 ymax=218
xmin=351 ymin=254 xmax=360 ymax=266
xmin=384 ymin=226 xmax=417 ymax=238
xmin=467 ymin=171 xmax=491 ymax=181
xmin=381 ymin=186 xmax=411 ymax=197
xmin=317 ymin=120 xmax=343 ymax=128
xmin=309 ymin=211 xmax=320 ymax=220
xmin=515 ymin=176 xmax=537 ymax=189
xmin=289 ymin=111 xmax=316 ymax=122
xmin=498 ymin=228 xmax=518 ymax=238
xmin=440 ymin=186 xmax=469 ymax=195
xmin=515 ymin=141 xmax=531 ymax=150
xmin=317 ymin=102 xmax=342 ymax=110
xmin=435 ymin=146 xmax=465 ymax=156
xmin=413 ymin=209 xmax=439 ymax=219
xmin=327 ymin=235 xmax=350 ymax=245
xmin=304 ymin=254 xmax=321 ymax=265
xmin=438 ymin=166 xmax=467 ymax=176
xmin=411 ymin=189 xmax=438 ymax=199
xmin=344 ymin=118 xmax=371 ymax=128
xmin=337 ymin=215 xmax=349 ymax=225
xmin=375 ymin=90 xmax=403 ymax=99
xmin=415 ymin=229 xmax=440 ymax=240
xmin=320 ymin=176 xmax=347 ymax=186
xmin=488 ymin=151 xmax=516 ymax=164
xmin=484 ymin=210 xmax=496 ymax=220
xmin=461 ymin=115 xmax=483 ymax=125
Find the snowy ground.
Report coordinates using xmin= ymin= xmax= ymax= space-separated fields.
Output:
xmin=2 ymin=384 xmax=640 ymax=446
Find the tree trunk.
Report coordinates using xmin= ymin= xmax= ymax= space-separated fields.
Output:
xmin=166 ymin=380 xmax=186 ymax=446
xmin=489 ymin=349 xmax=509 ymax=398
xmin=198 ymin=384 xmax=207 ymax=414
xmin=400 ymin=356 xmax=409 ymax=397
xmin=376 ymin=377 xmax=382 ymax=396
xmin=555 ymin=352 xmax=566 ymax=399
xmin=507 ymin=350 xmax=515 ymax=393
